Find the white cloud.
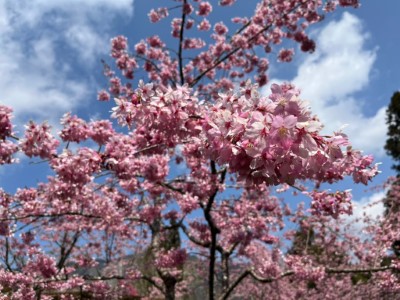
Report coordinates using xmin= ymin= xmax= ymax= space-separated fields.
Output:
xmin=65 ymin=25 xmax=107 ymax=63
xmin=295 ymin=13 xmax=374 ymax=102
xmin=266 ymin=12 xmax=385 ymax=156
xmin=0 ymin=0 xmax=134 ymax=127
xmin=341 ymin=190 xmax=385 ymax=235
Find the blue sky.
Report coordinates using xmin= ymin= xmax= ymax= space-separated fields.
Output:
xmin=0 ymin=0 xmax=398 ymax=221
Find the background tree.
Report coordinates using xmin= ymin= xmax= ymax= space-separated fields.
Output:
xmin=385 ymin=91 xmax=400 ymax=173
xmin=382 ymin=91 xmax=400 ymax=263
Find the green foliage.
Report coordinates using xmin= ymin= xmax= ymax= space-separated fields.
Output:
xmin=287 ymin=227 xmax=320 ymax=256
xmin=307 ymin=280 xmax=317 ymax=290
xmin=350 ymin=272 xmax=372 ymax=285
xmin=385 ymin=91 xmax=400 ymax=173
xmin=380 ymin=256 xmax=392 ymax=267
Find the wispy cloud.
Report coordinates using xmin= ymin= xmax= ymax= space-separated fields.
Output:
xmin=342 ymin=190 xmax=385 ymax=234
xmin=266 ymin=12 xmax=385 ymax=156
xmin=0 ymin=0 xmax=134 ymax=126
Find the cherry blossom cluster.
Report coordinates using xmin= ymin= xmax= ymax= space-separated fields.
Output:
xmin=0 ymin=270 xmax=35 ymax=299
xmin=60 ymin=112 xmax=90 ymax=143
xmin=19 ymin=121 xmax=59 ymax=159
xmin=246 ymin=242 xmax=282 ymax=278
xmin=286 ymin=256 xmax=326 ymax=282
xmin=0 ymin=105 xmax=18 ymax=164
xmin=2 ymin=0 xmax=398 ymax=299
xmin=155 ymin=248 xmax=187 ymax=269
xmin=203 ymin=82 xmax=379 ymax=186
xmin=0 ymin=81 xmax=383 ymax=299
xmin=110 ymin=80 xmax=202 ymax=147
xmin=308 ymin=190 xmax=353 ymax=219
xmin=103 ymin=134 xmax=170 ymax=193
xmin=50 ymin=148 xmax=101 ymax=185
xmin=212 ymin=186 xmax=283 ymax=249
xmin=108 ymin=79 xmax=378 ymax=189
xmin=0 ymin=140 xmax=18 ymax=165
xmin=100 ymin=0 xmax=361 ymax=101
xmin=0 ymin=105 xmax=13 ymax=139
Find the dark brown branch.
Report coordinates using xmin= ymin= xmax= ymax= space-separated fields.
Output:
xmin=4 ymin=237 xmax=13 ymax=272
xmin=221 ymin=252 xmax=230 ymax=293
xmin=326 ymin=266 xmax=393 ymax=274
xmin=160 ymin=182 xmax=185 ymax=194
xmin=180 ymin=223 xmax=211 ymax=248
xmin=200 ymin=161 xmax=227 ymax=300
xmin=36 ymin=274 xmax=165 ymax=294
xmin=0 ymin=212 xmax=142 ymax=223
xmin=139 ymin=275 xmax=166 ymax=294
xmin=0 ymin=212 xmax=103 ymax=222
xmin=178 ymin=0 xmax=187 ymax=85
xmin=219 ymin=270 xmax=294 ymax=300
xmin=218 ymin=270 xmax=250 ymax=300
xmin=57 ymin=231 xmax=80 ymax=271
xmin=9 ymin=134 xmax=19 ymax=141
xmin=248 ymin=270 xmax=295 ymax=283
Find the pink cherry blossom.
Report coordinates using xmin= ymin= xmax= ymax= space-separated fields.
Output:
xmin=0 ymin=1 xmax=392 ymax=299
xmin=20 ymin=121 xmax=59 ymax=159
xmin=197 ymin=1 xmax=212 ymax=16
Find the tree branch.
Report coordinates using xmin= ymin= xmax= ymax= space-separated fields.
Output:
xmin=218 ymin=270 xmax=250 ymax=300
xmin=178 ymin=0 xmax=187 ymax=85
xmin=57 ymin=231 xmax=80 ymax=271
xmin=200 ymin=161 xmax=227 ymax=300
xmin=326 ymin=266 xmax=394 ymax=274
xmin=180 ymin=223 xmax=211 ymax=248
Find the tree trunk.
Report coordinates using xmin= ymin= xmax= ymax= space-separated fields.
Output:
xmin=221 ymin=252 xmax=230 ymax=293
xmin=164 ymin=277 xmax=177 ymax=300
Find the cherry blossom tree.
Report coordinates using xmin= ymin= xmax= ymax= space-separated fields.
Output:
xmin=0 ymin=0 xmax=397 ymax=299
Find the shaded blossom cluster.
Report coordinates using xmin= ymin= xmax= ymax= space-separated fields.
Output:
xmin=0 ymin=106 xmax=18 ymax=164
